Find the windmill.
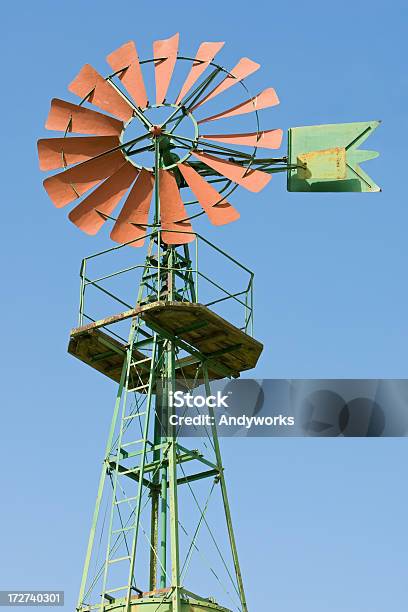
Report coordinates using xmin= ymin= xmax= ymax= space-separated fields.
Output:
xmin=38 ymin=34 xmax=380 ymax=612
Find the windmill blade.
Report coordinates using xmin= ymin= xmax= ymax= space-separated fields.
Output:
xmin=68 ymin=163 xmax=138 ymax=235
xmin=159 ymin=169 xmax=194 ymax=244
xmin=178 ymin=163 xmax=239 ymax=225
xmin=201 ymin=129 xmax=283 ymax=150
xmin=154 ymin=33 xmax=179 ymax=105
xmin=198 ymin=88 xmax=279 ymax=124
xmin=111 ymin=168 xmax=154 ymax=246
xmin=46 ymin=99 xmax=124 ymax=135
xmin=38 ymin=136 xmax=120 ymax=170
xmin=106 ymin=41 xmax=148 ymax=109
xmin=68 ymin=64 xmax=134 ymax=121
xmin=43 ymin=150 xmax=127 ymax=208
xmin=191 ymin=151 xmax=271 ymax=193
xmin=191 ymin=57 xmax=260 ymax=111
xmin=175 ymin=41 xmax=225 ymax=105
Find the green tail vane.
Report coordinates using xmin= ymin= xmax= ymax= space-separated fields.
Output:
xmin=287 ymin=120 xmax=381 ymax=192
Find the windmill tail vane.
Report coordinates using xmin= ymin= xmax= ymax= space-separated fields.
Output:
xmin=37 ymin=34 xmax=381 ymax=612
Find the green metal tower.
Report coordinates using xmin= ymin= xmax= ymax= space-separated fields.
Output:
xmin=69 ymin=229 xmax=260 ymax=612
xmin=37 ymin=34 xmax=380 ymax=612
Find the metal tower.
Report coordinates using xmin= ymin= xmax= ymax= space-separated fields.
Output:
xmin=37 ymin=34 xmax=380 ymax=612
xmin=69 ymin=229 xmax=260 ymax=612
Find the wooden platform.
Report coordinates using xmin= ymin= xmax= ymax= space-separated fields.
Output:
xmin=68 ymin=301 xmax=263 ymax=384
xmin=140 ymin=301 xmax=263 ymax=377
xmin=68 ymin=328 xmax=147 ymax=386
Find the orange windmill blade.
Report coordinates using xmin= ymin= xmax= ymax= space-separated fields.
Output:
xmin=110 ymin=169 xmax=155 ymax=246
xmin=46 ymin=98 xmax=124 ymax=135
xmin=37 ymin=136 xmax=121 ymax=171
xmin=178 ymin=163 xmax=240 ymax=225
xmin=106 ymin=41 xmax=148 ymax=109
xmin=200 ymin=129 xmax=283 ymax=150
xmin=68 ymin=64 xmax=134 ymax=121
xmin=153 ymin=33 xmax=179 ymax=105
xmin=190 ymin=151 xmax=272 ymax=193
xmin=175 ymin=41 xmax=225 ymax=104
xmin=68 ymin=163 xmax=139 ymax=235
xmin=38 ymin=36 xmax=282 ymax=245
xmin=190 ymin=57 xmax=260 ymax=111
xmin=198 ymin=88 xmax=280 ymax=123
xmin=158 ymin=169 xmax=195 ymax=244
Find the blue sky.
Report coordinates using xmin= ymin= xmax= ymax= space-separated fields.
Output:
xmin=1 ymin=1 xmax=407 ymax=610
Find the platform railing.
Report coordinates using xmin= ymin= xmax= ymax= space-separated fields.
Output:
xmin=77 ymin=231 xmax=254 ymax=337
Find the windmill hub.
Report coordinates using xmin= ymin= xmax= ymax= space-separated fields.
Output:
xmin=150 ymin=124 xmax=163 ymax=137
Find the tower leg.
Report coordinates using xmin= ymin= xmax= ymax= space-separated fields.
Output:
xmin=149 ymin=395 xmax=161 ymax=591
xmin=77 ymin=348 xmax=129 ymax=611
xmin=203 ymin=364 xmax=249 ymax=612
xmin=166 ymin=247 xmax=182 ymax=612
xmin=149 ymin=489 xmax=159 ymax=591
xmin=159 ymin=398 xmax=168 ymax=589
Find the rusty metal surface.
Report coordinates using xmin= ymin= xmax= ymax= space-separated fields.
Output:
xmin=71 ymin=307 xmax=142 ymax=336
xmin=201 ymin=129 xmax=283 ymax=149
xmin=68 ymin=64 xmax=134 ymax=121
xmin=153 ymin=33 xmax=179 ymax=105
xmin=175 ymin=41 xmax=225 ymax=104
xmin=37 ymin=136 xmax=120 ymax=170
xmin=159 ymin=169 xmax=194 ymax=244
xmin=110 ymin=168 xmax=154 ymax=246
xmin=179 ymin=163 xmax=239 ymax=225
xmin=68 ymin=162 xmax=138 ymax=234
xmin=43 ymin=150 xmax=127 ymax=208
xmin=45 ymin=98 xmax=124 ymax=135
xmin=191 ymin=151 xmax=271 ymax=193
xmin=198 ymin=88 xmax=279 ymax=123
xmin=297 ymin=147 xmax=347 ymax=180
xmin=191 ymin=57 xmax=260 ymax=110
xmin=107 ymin=41 xmax=148 ymax=109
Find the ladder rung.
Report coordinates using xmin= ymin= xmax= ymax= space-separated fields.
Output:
xmin=105 ymin=586 xmax=128 ymax=594
xmin=131 ymin=357 xmax=151 ymax=366
xmin=124 ymin=412 xmax=146 ymax=421
xmin=121 ymin=438 xmax=144 ymax=448
xmin=128 ymin=383 xmax=149 ymax=392
xmin=108 ymin=555 xmax=131 ymax=565
xmin=118 ymin=467 xmax=139 ymax=476
xmin=112 ymin=526 xmax=134 ymax=535
xmin=115 ymin=496 xmax=137 ymax=505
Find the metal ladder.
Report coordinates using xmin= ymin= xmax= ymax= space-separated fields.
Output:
xmin=99 ymin=316 xmax=160 ymax=609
